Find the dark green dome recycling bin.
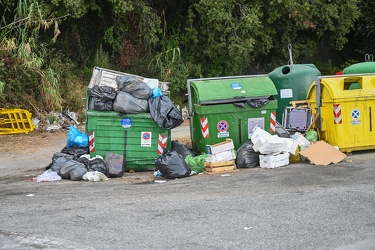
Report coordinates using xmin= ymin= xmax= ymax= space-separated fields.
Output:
xmin=268 ymin=64 xmax=321 ymax=123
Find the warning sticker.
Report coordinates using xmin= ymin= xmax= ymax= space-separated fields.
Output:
xmin=217 ymin=120 xmax=229 ymax=132
xmin=141 ymin=132 xmax=152 ymax=147
xmin=351 ymin=109 xmax=360 ymax=119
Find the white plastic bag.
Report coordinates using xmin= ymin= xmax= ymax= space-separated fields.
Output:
xmin=82 ymin=171 xmax=109 ymax=182
xmin=36 ymin=169 xmax=62 ymax=182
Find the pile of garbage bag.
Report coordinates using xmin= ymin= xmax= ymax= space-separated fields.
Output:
xmin=88 ymin=75 xmax=183 ymax=130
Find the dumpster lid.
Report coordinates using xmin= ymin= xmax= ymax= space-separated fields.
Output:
xmin=190 ymin=76 xmax=277 ymax=105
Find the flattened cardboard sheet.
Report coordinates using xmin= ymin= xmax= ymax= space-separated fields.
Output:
xmin=299 ymin=141 xmax=346 ymax=166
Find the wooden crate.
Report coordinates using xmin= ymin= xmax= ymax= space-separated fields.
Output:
xmin=204 ymin=160 xmax=239 ymax=174
xmin=204 ymin=160 xmax=235 ymax=168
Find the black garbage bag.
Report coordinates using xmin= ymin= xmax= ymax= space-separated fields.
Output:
xmin=76 ymin=156 xmax=90 ymax=168
xmin=235 ymin=139 xmax=260 ymax=168
xmin=155 ymin=150 xmax=191 ymax=179
xmin=60 ymin=146 xmax=89 ymax=160
xmin=171 ymin=140 xmax=196 ymax=158
xmin=47 ymin=153 xmax=75 ymax=173
xmin=88 ymin=158 xmax=109 ymax=176
xmin=88 ymin=85 xmax=117 ymax=111
xmin=89 ymin=85 xmax=117 ymax=100
xmin=247 ymin=98 xmax=270 ymax=108
xmin=59 ymin=160 xmax=88 ymax=181
xmin=89 ymin=96 xmax=114 ymax=111
xmin=116 ymin=75 xmax=152 ymax=100
xmin=113 ymin=91 xmax=149 ymax=114
xmin=105 ymin=153 xmax=126 ymax=178
xmin=148 ymin=95 xmax=184 ymax=129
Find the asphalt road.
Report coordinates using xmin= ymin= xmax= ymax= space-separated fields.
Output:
xmin=1 ymin=123 xmax=375 ymax=250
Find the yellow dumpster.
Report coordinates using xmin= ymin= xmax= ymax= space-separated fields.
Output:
xmin=306 ymin=74 xmax=375 ymax=153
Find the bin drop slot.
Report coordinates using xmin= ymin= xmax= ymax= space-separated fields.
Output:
xmin=370 ymin=107 xmax=372 ymax=132
xmin=343 ymin=77 xmax=362 ymax=90
xmin=238 ymin=118 xmax=242 ymax=145
xmin=199 ymin=95 xmax=273 ymax=105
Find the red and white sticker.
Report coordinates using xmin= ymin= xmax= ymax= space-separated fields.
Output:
xmin=88 ymin=131 xmax=95 ymax=152
xmin=157 ymin=134 xmax=168 ymax=154
xmin=141 ymin=132 xmax=152 ymax=147
xmin=333 ymin=104 xmax=342 ymax=124
xmin=270 ymin=112 xmax=276 ymax=133
xmin=201 ymin=117 xmax=210 ymax=138
xmin=217 ymin=120 xmax=229 ymax=132
xmin=217 ymin=120 xmax=229 ymax=138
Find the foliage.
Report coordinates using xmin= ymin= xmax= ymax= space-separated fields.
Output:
xmin=0 ymin=0 xmax=373 ymax=114
xmin=94 ymin=44 xmax=110 ymax=69
xmin=0 ymin=0 xmax=64 ymax=113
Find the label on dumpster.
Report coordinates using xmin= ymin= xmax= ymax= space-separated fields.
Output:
xmin=121 ymin=118 xmax=132 ymax=128
xmin=351 ymin=120 xmax=361 ymax=125
xmin=231 ymin=82 xmax=242 ymax=90
xmin=218 ymin=132 xmax=229 ymax=138
xmin=141 ymin=132 xmax=152 ymax=147
xmin=280 ymin=89 xmax=293 ymax=98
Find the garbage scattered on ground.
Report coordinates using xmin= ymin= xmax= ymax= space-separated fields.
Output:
xmin=83 ymin=171 xmax=109 ymax=182
xmin=154 ymin=149 xmax=191 ymax=179
xmin=34 ymin=169 xmax=62 ymax=182
xmin=299 ymin=141 xmax=347 ymax=165
xmin=259 ymin=152 xmax=290 ymax=169
xmin=204 ymin=139 xmax=238 ymax=174
xmin=28 ymin=67 xmax=359 ymax=183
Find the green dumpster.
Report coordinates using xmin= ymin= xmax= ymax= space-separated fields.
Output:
xmin=268 ymin=64 xmax=321 ymax=123
xmin=187 ymin=75 xmax=278 ymax=155
xmin=86 ymin=110 xmax=171 ymax=172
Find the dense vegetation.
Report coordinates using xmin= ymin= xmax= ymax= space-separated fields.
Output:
xmin=0 ymin=0 xmax=373 ymax=117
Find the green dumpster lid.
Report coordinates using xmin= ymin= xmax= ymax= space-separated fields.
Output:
xmin=190 ymin=76 xmax=277 ymax=105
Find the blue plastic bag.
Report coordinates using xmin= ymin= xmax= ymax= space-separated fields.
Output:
xmin=151 ymin=87 xmax=163 ymax=98
xmin=66 ymin=125 xmax=89 ymax=147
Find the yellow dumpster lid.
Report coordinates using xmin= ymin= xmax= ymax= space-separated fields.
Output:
xmin=307 ymin=75 xmax=375 ymax=101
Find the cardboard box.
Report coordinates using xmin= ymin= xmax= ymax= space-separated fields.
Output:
xmin=253 ymin=135 xmax=286 ymax=155
xmin=250 ymin=126 xmax=271 ymax=144
xmin=206 ymin=139 xmax=234 ymax=155
xmin=259 ymin=152 xmax=290 ymax=169
xmin=206 ymin=149 xmax=236 ymax=162
xmin=299 ymin=141 xmax=346 ymax=165
xmin=282 ymin=138 xmax=299 ymax=155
